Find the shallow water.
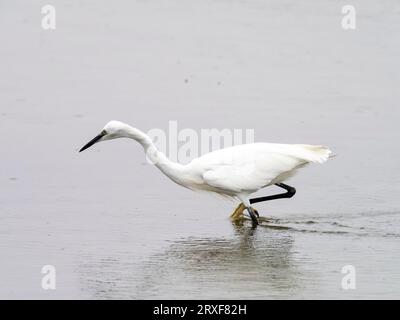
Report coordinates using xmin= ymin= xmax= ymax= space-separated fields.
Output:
xmin=1 ymin=0 xmax=400 ymax=299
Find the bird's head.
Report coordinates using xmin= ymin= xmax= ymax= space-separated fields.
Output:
xmin=79 ymin=120 xmax=130 ymax=152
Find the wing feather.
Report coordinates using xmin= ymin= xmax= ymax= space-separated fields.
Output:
xmin=199 ymin=143 xmax=331 ymax=194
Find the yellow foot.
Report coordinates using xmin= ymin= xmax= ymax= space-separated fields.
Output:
xmin=230 ymin=203 xmax=259 ymax=221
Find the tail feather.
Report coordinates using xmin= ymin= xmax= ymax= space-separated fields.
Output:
xmin=297 ymin=144 xmax=332 ymax=164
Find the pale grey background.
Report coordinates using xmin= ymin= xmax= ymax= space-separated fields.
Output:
xmin=0 ymin=0 xmax=399 ymax=299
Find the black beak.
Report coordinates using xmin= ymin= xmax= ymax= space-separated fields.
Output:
xmin=79 ymin=131 xmax=106 ymax=152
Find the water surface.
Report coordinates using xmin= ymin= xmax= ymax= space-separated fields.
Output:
xmin=1 ymin=0 xmax=399 ymax=299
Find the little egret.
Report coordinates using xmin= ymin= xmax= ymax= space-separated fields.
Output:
xmin=80 ymin=121 xmax=332 ymax=226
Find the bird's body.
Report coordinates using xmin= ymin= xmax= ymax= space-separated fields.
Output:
xmin=80 ymin=121 xmax=332 ymax=226
xmin=183 ymin=142 xmax=330 ymax=198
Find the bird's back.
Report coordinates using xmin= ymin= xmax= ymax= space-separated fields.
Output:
xmin=191 ymin=142 xmax=331 ymax=167
xmin=186 ymin=143 xmax=331 ymax=194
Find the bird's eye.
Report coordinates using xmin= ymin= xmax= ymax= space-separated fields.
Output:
xmin=101 ymin=130 xmax=107 ymax=135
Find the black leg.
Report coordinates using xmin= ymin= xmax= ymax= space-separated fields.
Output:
xmin=249 ymin=183 xmax=296 ymax=205
xmin=246 ymin=207 xmax=259 ymax=226
xmin=253 ymin=208 xmax=259 ymax=218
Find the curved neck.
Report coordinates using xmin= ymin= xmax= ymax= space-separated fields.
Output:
xmin=123 ymin=126 xmax=186 ymax=184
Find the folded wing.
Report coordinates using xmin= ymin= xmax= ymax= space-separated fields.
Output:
xmin=201 ymin=143 xmax=331 ymax=194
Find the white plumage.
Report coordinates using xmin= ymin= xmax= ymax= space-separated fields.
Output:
xmin=191 ymin=142 xmax=330 ymax=194
xmin=80 ymin=121 xmax=332 ymax=224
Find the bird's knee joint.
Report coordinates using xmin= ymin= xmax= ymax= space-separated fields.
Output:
xmin=287 ymin=187 xmax=296 ymax=198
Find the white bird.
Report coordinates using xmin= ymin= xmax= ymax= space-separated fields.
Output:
xmin=80 ymin=121 xmax=332 ymax=226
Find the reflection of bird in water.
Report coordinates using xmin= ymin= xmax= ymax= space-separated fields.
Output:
xmin=80 ymin=121 xmax=332 ymax=226
xmin=133 ymin=221 xmax=301 ymax=299
xmin=76 ymin=222 xmax=301 ymax=299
